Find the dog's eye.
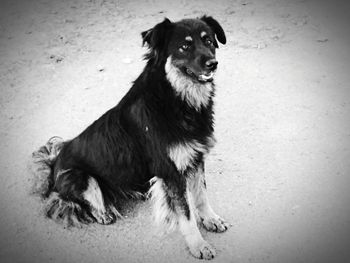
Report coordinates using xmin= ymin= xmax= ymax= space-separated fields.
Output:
xmin=205 ymin=38 xmax=213 ymax=46
xmin=180 ymin=44 xmax=190 ymax=51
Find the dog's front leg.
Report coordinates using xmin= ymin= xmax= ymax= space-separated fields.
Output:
xmin=179 ymin=182 xmax=216 ymax=259
xmin=189 ymin=162 xmax=229 ymax=233
xmin=149 ymin=175 xmax=216 ymax=259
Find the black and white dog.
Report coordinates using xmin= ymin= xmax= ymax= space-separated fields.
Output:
xmin=31 ymin=16 xmax=228 ymax=259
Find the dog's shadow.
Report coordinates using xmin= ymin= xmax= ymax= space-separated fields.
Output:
xmin=117 ymin=197 xmax=149 ymax=219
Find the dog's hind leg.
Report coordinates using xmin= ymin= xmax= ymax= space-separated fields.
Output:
xmin=47 ymin=169 xmax=116 ymax=226
xmin=81 ymin=176 xmax=116 ymax=224
xmin=188 ymin=163 xmax=229 ymax=233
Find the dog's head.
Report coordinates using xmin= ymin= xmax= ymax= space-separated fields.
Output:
xmin=142 ymin=16 xmax=226 ymax=83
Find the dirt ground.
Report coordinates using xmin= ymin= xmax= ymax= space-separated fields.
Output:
xmin=1 ymin=0 xmax=350 ymax=262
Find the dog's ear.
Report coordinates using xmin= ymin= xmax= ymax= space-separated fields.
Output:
xmin=201 ymin=16 xmax=226 ymax=48
xmin=141 ymin=18 xmax=173 ymax=50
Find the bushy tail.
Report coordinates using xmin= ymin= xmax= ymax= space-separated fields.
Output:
xmin=29 ymin=136 xmax=64 ymax=198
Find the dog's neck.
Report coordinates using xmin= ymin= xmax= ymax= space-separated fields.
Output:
xmin=165 ymin=57 xmax=214 ymax=111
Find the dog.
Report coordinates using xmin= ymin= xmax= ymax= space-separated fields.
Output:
xmin=31 ymin=16 xmax=228 ymax=259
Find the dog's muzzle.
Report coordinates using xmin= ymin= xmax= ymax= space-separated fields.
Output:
xmin=186 ymin=68 xmax=215 ymax=83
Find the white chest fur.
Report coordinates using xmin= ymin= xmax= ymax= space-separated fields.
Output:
xmin=167 ymin=136 xmax=216 ymax=173
xmin=165 ymin=56 xmax=214 ymax=111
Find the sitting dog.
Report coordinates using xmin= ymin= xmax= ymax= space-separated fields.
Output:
xmin=31 ymin=16 xmax=228 ymax=259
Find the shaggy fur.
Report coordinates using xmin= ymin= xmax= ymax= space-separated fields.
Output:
xmin=31 ymin=15 xmax=228 ymax=259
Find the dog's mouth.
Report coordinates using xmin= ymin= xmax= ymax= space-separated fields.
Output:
xmin=185 ymin=68 xmax=215 ymax=83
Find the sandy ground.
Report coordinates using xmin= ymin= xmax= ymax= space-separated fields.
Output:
xmin=1 ymin=0 xmax=350 ymax=262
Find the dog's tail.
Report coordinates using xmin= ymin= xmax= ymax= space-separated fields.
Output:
xmin=29 ymin=136 xmax=64 ymax=198
xmin=29 ymin=137 xmax=91 ymax=227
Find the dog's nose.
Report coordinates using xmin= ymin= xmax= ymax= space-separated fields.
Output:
xmin=205 ymin=59 xmax=218 ymax=70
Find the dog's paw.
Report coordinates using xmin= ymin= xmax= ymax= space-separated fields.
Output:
xmin=188 ymin=240 xmax=216 ymax=260
xmin=202 ymin=216 xmax=229 ymax=233
xmin=92 ymin=209 xmax=115 ymax=225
